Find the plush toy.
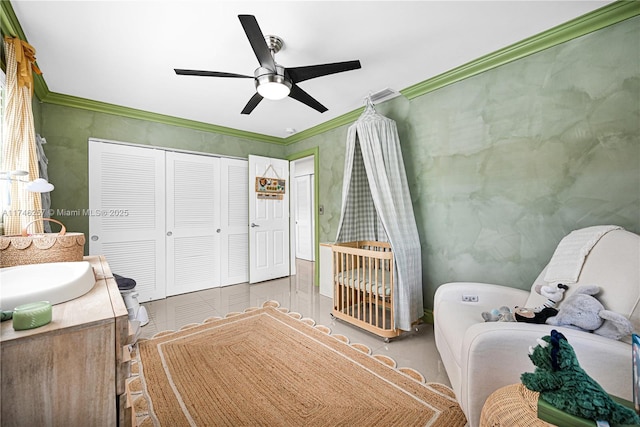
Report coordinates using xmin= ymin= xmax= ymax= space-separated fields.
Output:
xmin=514 ymin=283 xmax=569 ymax=323
xmin=481 ymin=306 xmax=514 ymax=322
xmin=482 ymin=283 xmax=568 ymax=324
xmin=536 ymin=283 xmax=569 ymax=310
xmin=514 ymin=306 xmax=558 ymax=324
xmin=595 ymin=310 xmax=635 ymax=341
xmin=546 ymin=285 xmax=634 ymax=340
xmin=521 ymin=330 xmax=640 ymax=425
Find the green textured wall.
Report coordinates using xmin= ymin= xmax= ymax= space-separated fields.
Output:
xmin=41 ymin=104 xmax=285 ymax=245
xmin=287 ymin=16 xmax=640 ymax=308
xmin=285 ymin=126 xmax=347 ymax=240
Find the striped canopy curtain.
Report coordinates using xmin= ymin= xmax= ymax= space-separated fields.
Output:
xmin=335 ymin=103 xmax=423 ymax=331
xmin=2 ymin=37 xmax=43 ymax=235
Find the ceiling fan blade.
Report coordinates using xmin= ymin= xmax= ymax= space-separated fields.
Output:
xmin=174 ymin=69 xmax=252 ymax=78
xmin=285 ymin=60 xmax=361 ymax=83
xmin=289 ymin=84 xmax=327 ymax=113
xmin=241 ymin=92 xmax=264 ymax=115
xmin=238 ymin=15 xmax=276 ymax=71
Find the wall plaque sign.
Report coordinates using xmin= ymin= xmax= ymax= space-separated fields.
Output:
xmin=255 ymin=177 xmax=286 ymax=200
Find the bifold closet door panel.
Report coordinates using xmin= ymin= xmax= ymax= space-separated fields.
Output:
xmin=166 ymin=152 xmax=221 ymax=295
xmin=88 ymin=140 xmax=166 ymax=302
xmin=220 ymin=158 xmax=249 ymax=286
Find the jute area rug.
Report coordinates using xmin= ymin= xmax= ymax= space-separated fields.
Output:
xmin=128 ymin=301 xmax=466 ymax=426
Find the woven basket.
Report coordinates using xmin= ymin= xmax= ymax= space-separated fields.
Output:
xmin=0 ymin=218 xmax=85 ymax=268
xmin=480 ymin=384 xmax=553 ymax=427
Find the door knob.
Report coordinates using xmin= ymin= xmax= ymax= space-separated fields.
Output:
xmin=216 ymin=229 xmax=221 ymax=233
xmin=251 ymin=223 xmax=260 ymax=228
xmin=167 ymin=231 xmax=173 ymax=236
xmin=91 ymin=235 xmax=99 ymax=241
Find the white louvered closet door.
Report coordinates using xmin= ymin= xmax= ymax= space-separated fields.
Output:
xmin=166 ymin=152 xmax=220 ymax=296
xmin=89 ymin=141 xmax=166 ymax=302
xmin=220 ymin=158 xmax=249 ymax=286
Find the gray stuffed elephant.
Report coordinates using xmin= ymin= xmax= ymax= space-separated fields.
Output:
xmin=546 ymin=285 xmax=634 ymax=341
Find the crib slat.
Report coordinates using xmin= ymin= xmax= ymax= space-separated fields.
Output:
xmin=388 ymin=257 xmax=392 ymax=328
xmin=353 ymin=257 xmax=357 ymax=321
xmin=339 ymin=252 xmax=343 ymax=314
xmin=332 ymin=251 xmax=343 ymax=310
xmin=357 ymin=251 xmax=360 ymax=321
xmin=368 ymin=254 xmax=373 ymax=327
xmin=344 ymin=252 xmax=348 ymax=315
xmin=374 ymin=256 xmax=379 ymax=328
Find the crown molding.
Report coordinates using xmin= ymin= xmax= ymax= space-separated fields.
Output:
xmin=1 ymin=0 xmax=53 ymax=101
xmin=0 ymin=1 xmax=23 ymax=39
xmin=41 ymin=91 xmax=284 ymax=144
xmin=2 ymin=0 xmax=637 ymax=145
xmin=283 ymin=108 xmax=364 ymax=145
xmin=400 ymin=0 xmax=640 ymax=100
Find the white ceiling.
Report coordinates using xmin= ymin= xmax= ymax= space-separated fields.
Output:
xmin=12 ymin=1 xmax=611 ymax=138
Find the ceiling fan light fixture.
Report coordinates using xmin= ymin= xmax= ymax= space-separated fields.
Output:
xmin=256 ymin=73 xmax=292 ymax=100
xmin=175 ymin=15 xmax=360 ymax=114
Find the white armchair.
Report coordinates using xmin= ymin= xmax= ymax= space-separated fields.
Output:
xmin=434 ymin=228 xmax=639 ymax=427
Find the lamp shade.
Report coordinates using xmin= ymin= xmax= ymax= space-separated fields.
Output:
xmin=257 ymin=81 xmax=290 ymax=100
xmin=25 ymin=178 xmax=54 ymax=193
xmin=255 ymin=69 xmax=292 ymax=100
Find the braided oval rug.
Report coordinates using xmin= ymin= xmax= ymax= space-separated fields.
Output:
xmin=128 ymin=301 xmax=466 ymax=426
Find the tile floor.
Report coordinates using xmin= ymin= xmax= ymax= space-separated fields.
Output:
xmin=140 ymin=259 xmax=452 ymax=387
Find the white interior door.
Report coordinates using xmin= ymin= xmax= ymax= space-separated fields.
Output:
xmin=248 ymin=155 xmax=290 ymax=283
xmin=294 ymin=174 xmax=314 ymax=261
xmin=220 ymin=158 xmax=249 ymax=286
xmin=166 ymin=152 xmax=220 ymax=296
xmin=88 ymin=140 xmax=166 ymax=302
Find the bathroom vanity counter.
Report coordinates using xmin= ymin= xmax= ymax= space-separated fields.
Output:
xmin=0 ymin=255 xmax=131 ymax=426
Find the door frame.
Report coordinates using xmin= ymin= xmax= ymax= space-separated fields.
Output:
xmin=286 ymin=147 xmax=320 ymax=286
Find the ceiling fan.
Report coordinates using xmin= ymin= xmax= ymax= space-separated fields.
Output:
xmin=174 ymin=14 xmax=362 ymax=115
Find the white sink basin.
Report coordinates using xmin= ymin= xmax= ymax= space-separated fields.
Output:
xmin=0 ymin=261 xmax=95 ymax=310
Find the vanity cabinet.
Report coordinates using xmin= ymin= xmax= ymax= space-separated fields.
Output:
xmin=0 ymin=256 xmax=131 ymax=426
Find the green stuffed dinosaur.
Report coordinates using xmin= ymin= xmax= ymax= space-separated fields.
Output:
xmin=521 ymin=329 xmax=640 ymax=425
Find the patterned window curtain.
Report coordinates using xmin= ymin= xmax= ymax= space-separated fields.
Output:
xmin=2 ymin=37 xmax=43 ymax=235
